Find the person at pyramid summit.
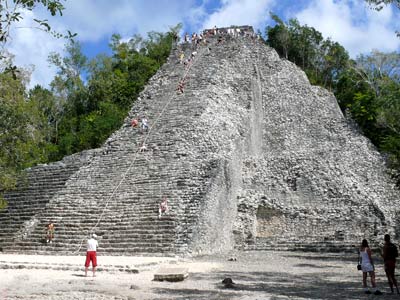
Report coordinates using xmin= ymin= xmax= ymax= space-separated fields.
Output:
xmin=158 ymin=197 xmax=169 ymax=219
xmin=85 ymin=233 xmax=99 ymax=277
xmin=359 ymin=239 xmax=382 ymax=295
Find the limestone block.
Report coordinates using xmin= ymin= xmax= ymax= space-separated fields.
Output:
xmin=153 ymin=267 xmax=189 ymax=282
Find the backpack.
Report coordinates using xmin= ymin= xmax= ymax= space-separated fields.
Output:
xmin=387 ymin=243 xmax=399 ymax=260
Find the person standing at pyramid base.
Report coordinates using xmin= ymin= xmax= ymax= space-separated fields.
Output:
xmin=381 ymin=234 xmax=400 ymax=294
xmin=85 ymin=234 xmax=99 ymax=277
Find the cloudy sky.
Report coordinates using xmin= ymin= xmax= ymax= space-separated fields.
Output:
xmin=6 ymin=0 xmax=400 ymax=87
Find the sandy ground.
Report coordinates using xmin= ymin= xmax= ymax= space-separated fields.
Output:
xmin=0 ymin=251 xmax=398 ymax=300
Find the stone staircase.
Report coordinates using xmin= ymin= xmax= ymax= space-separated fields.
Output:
xmin=1 ymin=28 xmax=400 ymax=255
xmin=0 ymin=151 xmax=98 ymax=252
xmin=1 ymin=36 xmax=234 ymax=256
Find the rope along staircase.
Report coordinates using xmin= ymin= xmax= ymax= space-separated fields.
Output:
xmin=0 ymin=39 xmax=215 ymax=255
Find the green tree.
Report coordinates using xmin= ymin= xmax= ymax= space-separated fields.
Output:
xmin=47 ymin=40 xmax=89 ymax=157
xmin=266 ymin=14 xmax=290 ymax=59
xmin=352 ymin=50 xmax=400 ymax=96
xmin=376 ymin=77 xmax=400 ymax=181
xmin=0 ymin=0 xmax=65 ymax=44
xmin=266 ymin=15 xmax=349 ymax=88
xmin=0 ymin=0 xmax=73 ymax=209
xmin=0 ymin=72 xmax=51 ymax=207
xmin=28 ymin=85 xmax=60 ymax=159
xmin=336 ymin=51 xmax=400 ymax=184
xmin=47 ymin=27 xmax=177 ymax=158
xmin=317 ymin=39 xmax=349 ymax=88
xmin=0 ymin=0 xmax=75 ymax=76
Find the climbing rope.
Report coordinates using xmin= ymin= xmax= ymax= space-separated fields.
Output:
xmin=72 ymin=41 xmax=208 ymax=253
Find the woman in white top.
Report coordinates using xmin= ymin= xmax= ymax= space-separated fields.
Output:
xmin=360 ymin=239 xmax=382 ymax=295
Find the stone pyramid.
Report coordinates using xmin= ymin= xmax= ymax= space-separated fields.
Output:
xmin=1 ymin=26 xmax=399 ymax=255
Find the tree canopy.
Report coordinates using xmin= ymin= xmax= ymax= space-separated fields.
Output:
xmin=266 ymin=14 xmax=349 ymax=88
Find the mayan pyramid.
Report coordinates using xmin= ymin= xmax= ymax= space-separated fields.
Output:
xmin=1 ymin=26 xmax=399 ymax=255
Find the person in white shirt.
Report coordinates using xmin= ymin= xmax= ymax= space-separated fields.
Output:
xmin=141 ymin=117 xmax=149 ymax=132
xmin=360 ymin=239 xmax=382 ymax=295
xmin=85 ymin=233 xmax=99 ymax=277
xmin=139 ymin=142 xmax=147 ymax=152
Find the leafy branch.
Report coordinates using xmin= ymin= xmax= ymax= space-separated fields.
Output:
xmin=0 ymin=0 xmax=76 ymax=79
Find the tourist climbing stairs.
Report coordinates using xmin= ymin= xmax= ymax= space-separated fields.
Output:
xmin=0 ymin=38 xmax=220 ymax=256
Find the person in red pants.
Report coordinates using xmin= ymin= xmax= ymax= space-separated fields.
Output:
xmin=85 ymin=233 xmax=99 ymax=277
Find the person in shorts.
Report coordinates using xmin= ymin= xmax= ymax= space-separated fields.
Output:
xmin=85 ymin=233 xmax=99 ymax=277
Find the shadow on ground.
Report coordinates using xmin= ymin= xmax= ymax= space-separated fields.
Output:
xmin=151 ymin=270 xmax=365 ymax=300
xmin=148 ymin=251 xmax=391 ymax=300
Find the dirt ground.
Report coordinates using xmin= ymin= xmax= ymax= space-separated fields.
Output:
xmin=0 ymin=251 xmax=397 ymax=299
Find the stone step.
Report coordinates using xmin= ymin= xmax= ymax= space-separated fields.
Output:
xmin=7 ymin=229 xmax=176 ymax=239
xmin=0 ymin=261 xmax=140 ymax=273
xmin=3 ymin=245 xmax=176 ymax=255
xmin=251 ymin=238 xmax=359 ymax=253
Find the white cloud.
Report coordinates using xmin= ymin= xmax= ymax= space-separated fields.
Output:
xmin=295 ymin=0 xmax=400 ymax=57
xmin=8 ymin=10 xmax=63 ymax=88
xmin=201 ymin=0 xmax=275 ymax=31
xmin=59 ymin=0 xmax=192 ymax=41
xmin=8 ymin=0 xmax=201 ymax=88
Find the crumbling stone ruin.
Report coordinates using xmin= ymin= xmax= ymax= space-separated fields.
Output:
xmin=1 ymin=26 xmax=399 ymax=255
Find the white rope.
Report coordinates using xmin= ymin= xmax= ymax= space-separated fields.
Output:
xmin=72 ymin=43 xmax=207 ymax=253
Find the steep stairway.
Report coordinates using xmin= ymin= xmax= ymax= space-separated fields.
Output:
xmin=0 ymin=151 xmax=98 ymax=251
xmin=1 ymin=38 xmax=227 ymax=255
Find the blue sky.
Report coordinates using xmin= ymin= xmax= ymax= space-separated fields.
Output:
xmin=7 ymin=0 xmax=400 ymax=88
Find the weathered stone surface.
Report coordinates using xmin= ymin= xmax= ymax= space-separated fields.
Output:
xmin=153 ymin=267 xmax=189 ymax=281
xmin=0 ymin=27 xmax=399 ymax=255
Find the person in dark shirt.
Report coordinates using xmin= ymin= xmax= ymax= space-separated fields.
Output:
xmin=382 ymin=234 xmax=400 ymax=294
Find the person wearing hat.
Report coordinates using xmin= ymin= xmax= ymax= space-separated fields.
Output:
xmin=85 ymin=233 xmax=99 ymax=277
